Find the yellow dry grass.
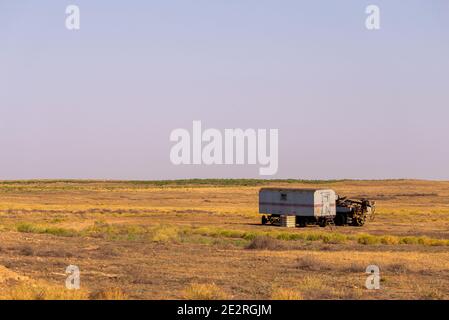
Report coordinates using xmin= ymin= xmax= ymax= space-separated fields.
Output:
xmin=271 ymin=288 xmax=303 ymax=300
xmin=183 ymin=283 xmax=229 ymax=300
xmin=0 ymin=179 xmax=448 ymax=299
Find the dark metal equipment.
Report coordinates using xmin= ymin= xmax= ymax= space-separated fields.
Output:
xmin=335 ymin=196 xmax=376 ymax=226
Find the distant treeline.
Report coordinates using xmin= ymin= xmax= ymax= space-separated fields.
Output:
xmin=127 ymin=179 xmax=348 ymax=186
xmin=0 ymin=178 xmax=412 ymax=187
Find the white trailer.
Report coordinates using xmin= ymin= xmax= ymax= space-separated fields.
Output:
xmin=259 ymin=188 xmax=337 ymax=227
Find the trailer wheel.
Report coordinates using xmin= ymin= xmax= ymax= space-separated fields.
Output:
xmin=261 ymin=215 xmax=268 ymax=225
xmin=268 ymin=215 xmax=280 ymax=226
xmin=298 ymin=218 xmax=307 ymax=228
xmin=334 ymin=214 xmax=346 ymax=226
xmin=318 ymin=218 xmax=327 ymax=228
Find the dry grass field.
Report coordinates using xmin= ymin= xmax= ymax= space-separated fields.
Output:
xmin=0 ymin=179 xmax=448 ymax=300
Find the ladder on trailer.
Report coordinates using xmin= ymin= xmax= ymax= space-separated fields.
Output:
xmin=327 ymin=218 xmax=336 ymax=230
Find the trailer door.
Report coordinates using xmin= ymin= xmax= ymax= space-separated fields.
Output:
xmin=321 ymin=192 xmax=330 ymax=216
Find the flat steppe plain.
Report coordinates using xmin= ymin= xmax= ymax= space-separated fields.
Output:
xmin=0 ymin=179 xmax=447 ymax=299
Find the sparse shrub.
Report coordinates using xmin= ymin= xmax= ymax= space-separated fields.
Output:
xmin=19 ymin=246 xmax=34 ymax=256
xmin=84 ymin=223 xmax=181 ymax=242
xmin=129 ymin=266 xmax=154 ymax=285
xmin=43 ymin=227 xmax=77 ymax=237
xmin=98 ymin=245 xmax=121 ymax=257
xmin=17 ymin=222 xmax=38 ymax=233
xmin=304 ymin=233 xmax=322 ymax=241
xmin=242 ymin=232 xmax=258 ymax=241
xmin=278 ymin=231 xmax=348 ymax=244
xmin=357 ymin=234 xmax=381 ymax=245
xmin=276 ymin=232 xmax=303 ymax=241
xmin=415 ymin=284 xmax=445 ymax=300
xmin=296 ymin=255 xmax=328 ymax=271
xmin=83 ymin=222 xmax=148 ymax=241
xmin=82 ymin=221 xmax=116 ymax=238
xmin=1 ymin=284 xmax=89 ymax=300
xmin=335 ymin=288 xmax=364 ymax=300
xmin=16 ymin=222 xmax=77 ymax=237
xmin=36 ymin=249 xmax=73 ymax=258
xmin=386 ymin=263 xmax=409 ymax=274
xmin=122 ymin=225 xmax=146 ymax=241
xmin=221 ymin=229 xmax=245 ymax=238
xmin=399 ymin=236 xmax=419 ymax=245
xmin=89 ymin=287 xmax=128 ymax=300
xmin=380 ymin=235 xmax=400 ymax=245
xmin=183 ymin=283 xmax=228 ymax=300
xmin=428 ymin=239 xmax=449 ymax=246
xmin=297 ymin=276 xmax=332 ymax=299
xmin=271 ymin=288 xmax=303 ymax=300
xmin=323 ymin=233 xmax=348 ymax=244
xmin=245 ymin=236 xmax=283 ymax=250
xmin=83 ymin=221 xmax=117 ymax=238
xmin=149 ymin=225 xmax=180 ymax=242
xmin=344 ymin=262 xmax=365 ymax=273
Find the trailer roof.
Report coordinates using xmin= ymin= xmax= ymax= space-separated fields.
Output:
xmin=259 ymin=187 xmax=333 ymax=192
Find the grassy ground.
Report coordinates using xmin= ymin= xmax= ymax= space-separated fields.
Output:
xmin=0 ymin=179 xmax=448 ymax=299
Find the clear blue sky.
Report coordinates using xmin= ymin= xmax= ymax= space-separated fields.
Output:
xmin=1 ymin=0 xmax=448 ymax=180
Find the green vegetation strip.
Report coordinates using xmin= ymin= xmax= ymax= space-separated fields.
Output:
xmin=191 ymin=227 xmax=449 ymax=246
xmin=16 ymin=223 xmax=78 ymax=237
xmin=14 ymin=222 xmax=449 ymax=247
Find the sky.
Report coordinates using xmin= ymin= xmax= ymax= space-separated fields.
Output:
xmin=1 ymin=0 xmax=448 ymax=180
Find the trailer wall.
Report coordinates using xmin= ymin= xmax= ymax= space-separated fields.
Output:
xmin=259 ymin=188 xmax=336 ymax=217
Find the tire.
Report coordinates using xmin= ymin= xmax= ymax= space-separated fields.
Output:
xmin=296 ymin=217 xmax=306 ymax=228
xmin=334 ymin=214 xmax=345 ymax=226
xmin=261 ymin=215 xmax=268 ymax=225
xmin=318 ymin=218 xmax=327 ymax=228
